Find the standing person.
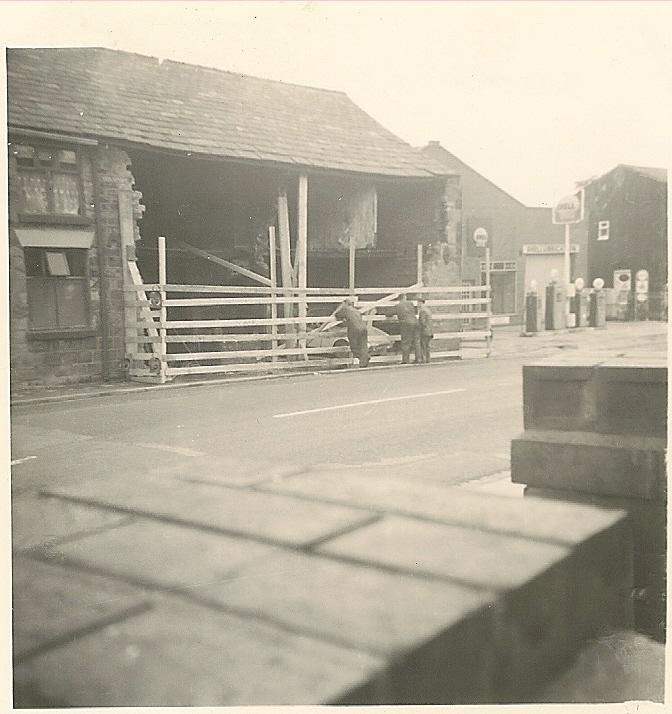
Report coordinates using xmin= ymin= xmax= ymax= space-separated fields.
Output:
xmin=394 ymin=293 xmax=421 ymax=364
xmin=417 ymin=297 xmax=433 ymax=363
xmin=335 ymin=297 xmax=370 ymax=367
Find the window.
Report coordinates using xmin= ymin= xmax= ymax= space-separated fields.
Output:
xmin=23 ymin=246 xmax=90 ymax=331
xmin=12 ymin=144 xmax=82 ymax=217
xmin=597 ymin=220 xmax=610 ymax=241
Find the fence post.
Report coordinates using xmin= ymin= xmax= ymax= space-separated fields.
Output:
xmin=268 ymin=226 xmax=278 ymax=362
xmin=157 ymin=235 xmax=168 ymax=383
xmin=485 ymin=243 xmax=492 ymax=357
xmin=417 ymin=244 xmax=423 ymax=287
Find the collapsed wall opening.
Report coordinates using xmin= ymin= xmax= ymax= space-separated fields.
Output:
xmin=128 ymin=148 xmax=295 ymax=287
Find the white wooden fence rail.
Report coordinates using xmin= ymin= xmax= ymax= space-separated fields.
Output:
xmin=124 ymin=283 xmax=492 ymax=383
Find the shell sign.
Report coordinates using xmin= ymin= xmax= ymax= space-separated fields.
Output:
xmin=552 ymin=192 xmax=583 ymax=225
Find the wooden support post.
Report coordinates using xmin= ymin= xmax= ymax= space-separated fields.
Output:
xmin=349 ymin=232 xmax=356 ymax=296
xmin=268 ymin=226 xmax=279 ymax=362
xmin=119 ymin=192 xmax=137 ymax=369
xmin=297 ymin=174 xmax=308 ymax=359
xmin=417 ymin=243 xmax=424 ymax=287
xmin=277 ymin=189 xmax=296 ymax=348
xmin=158 ymin=236 xmax=168 ymax=383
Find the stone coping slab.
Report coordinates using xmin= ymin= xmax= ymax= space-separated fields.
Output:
xmin=14 ymin=596 xmax=383 ymax=707
xmin=12 ymin=556 xmax=151 ymax=662
xmin=262 ymin=468 xmax=625 ymax=546
xmin=197 ymin=549 xmax=495 ymax=655
xmin=48 ymin=519 xmax=283 ymax=596
xmin=511 ymin=430 xmax=666 ymax=501
xmin=319 ymin=515 xmax=570 ymax=591
xmin=42 ymin=473 xmax=376 ymax=547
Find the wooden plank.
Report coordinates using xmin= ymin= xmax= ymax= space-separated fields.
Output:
xmin=162 ymin=296 xmax=356 ymax=307
xmin=125 ymin=335 xmax=163 ymax=345
xmin=157 ymin=236 xmax=168 ymax=384
xmin=164 ymin=333 xmax=314 ymax=344
xmin=125 ymin=284 xmax=491 ymax=295
xmin=166 ymin=359 xmax=350 ymax=376
xmin=176 ymin=240 xmax=272 ymax=287
xmin=156 ymin=316 xmax=368 ymax=329
xmin=134 ymin=346 xmax=352 ymax=362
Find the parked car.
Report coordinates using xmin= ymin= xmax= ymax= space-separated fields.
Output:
xmin=306 ymin=324 xmax=394 ymax=356
xmin=257 ymin=323 xmax=394 ymax=360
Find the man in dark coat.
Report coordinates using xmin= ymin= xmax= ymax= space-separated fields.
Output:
xmin=416 ymin=297 xmax=434 ymax=363
xmin=335 ymin=298 xmax=370 ymax=367
xmin=394 ymin=294 xmax=421 ymax=364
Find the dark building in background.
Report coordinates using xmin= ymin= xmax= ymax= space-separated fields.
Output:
xmin=582 ymin=164 xmax=667 ymax=318
xmin=420 ymin=142 xmax=566 ymax=323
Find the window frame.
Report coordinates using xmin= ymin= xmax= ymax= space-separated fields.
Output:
xmin=597 ymin=220 xmax=610 ymax=241
xmin=13 ymin=142 xmax=87 ymax=223
xmin=23 ymin=246 xmax=93 ymax=335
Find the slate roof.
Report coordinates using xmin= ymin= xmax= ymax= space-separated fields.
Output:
xmin=7 ymin=47 xmax=447 ymax=179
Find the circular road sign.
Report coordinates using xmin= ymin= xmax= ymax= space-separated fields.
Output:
xmin=473 ymin=227 xmax=488 ymax=248
xmin=553 ymin=193 xmax=583 ymax=224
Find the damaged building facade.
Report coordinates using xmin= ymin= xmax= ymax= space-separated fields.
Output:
xmin=8 ymin=48 xmax=460 ymax=388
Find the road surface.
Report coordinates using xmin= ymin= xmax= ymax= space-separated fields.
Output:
xmin=11 ymin=356 xmax=524 ymax=497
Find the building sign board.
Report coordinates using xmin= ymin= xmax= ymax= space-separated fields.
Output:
xmin=522 ymin=243 xmax=579 ymax=255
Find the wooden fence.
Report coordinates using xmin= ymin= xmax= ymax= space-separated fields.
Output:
xmin=123 ymin=237 xmax=492 ymax=383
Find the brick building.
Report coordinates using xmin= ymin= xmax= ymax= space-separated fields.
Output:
xmin=581 ymin=164 xmax=667 ymax=319
xmin=8 ymin=48 xmax=455 ymax=388
xmin=420 ymin=142 xmax=567 ymax=322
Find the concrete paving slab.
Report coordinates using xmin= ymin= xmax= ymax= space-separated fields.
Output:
xmin=198 ymin=549 xmax=495 ymax=655
xmin=12 ymin=493 xmax=131 ymax=551
xmin=50 ymin=519 xmax=283 ymax=595
xmin=319 ymin=515 xmax=570 ymax=591
xmin=12 ymin=556 xmax=150 ymax=661
xmin=13 ymin=597 xmax=383 ymax=706
xmin=44 ymin=473 xmax=375 ymax=546
xmin=264 ymin=469 xmax=624 ymax=546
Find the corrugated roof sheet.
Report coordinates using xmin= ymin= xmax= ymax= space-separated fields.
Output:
xmin=8 ymin=48 xmax=448 ymax=179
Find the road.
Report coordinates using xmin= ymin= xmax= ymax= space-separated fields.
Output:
xmin=11 ymin=355 xmax=526 ymax=498
xmin=10 ymin=320 xmax=666 ymax=497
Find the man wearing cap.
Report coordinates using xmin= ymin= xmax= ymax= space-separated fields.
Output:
xmin=394 ymin=294 xmax=421 ymax=364
xmin=416 ymin=297 xmax=434 ymax=363
xmin=335 ymin=297 xmax=370 ymax=367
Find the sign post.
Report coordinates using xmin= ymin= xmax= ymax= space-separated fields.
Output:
xmin=552 ymin=191 xmax=584 ymax=318
xmin=473 ymin=227 xmax=491 ymax=356
xmin=473 ymin=226 xmax=490 ymax=289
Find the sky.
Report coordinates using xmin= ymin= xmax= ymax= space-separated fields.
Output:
xmin=2 ymin=1 xmax=671 ymax=206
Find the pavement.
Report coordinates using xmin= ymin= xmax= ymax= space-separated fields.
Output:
xmin=9 ymin=320 xmax=667 ymax=705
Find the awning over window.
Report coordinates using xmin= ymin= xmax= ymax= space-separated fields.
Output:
xmin=14 ymin=228 xmax=94 ymax=249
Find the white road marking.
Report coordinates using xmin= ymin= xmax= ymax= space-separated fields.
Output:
xmin=136 ymin=443 xmax=205 ymax=457
xmin=273 ymin=389 xmax=466 ymax=419
xmin=11 ymin=456 xmax=37 ymax=466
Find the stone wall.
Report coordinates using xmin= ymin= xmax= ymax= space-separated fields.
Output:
xmin=9 ymin=141 xmax=143 ymax=389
